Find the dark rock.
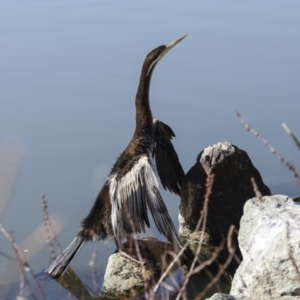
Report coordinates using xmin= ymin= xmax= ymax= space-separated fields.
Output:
xmin=180 ymin=142 xmax=271 ymax=244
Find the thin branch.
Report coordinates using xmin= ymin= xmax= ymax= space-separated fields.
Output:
xmin=89 ymin=249 xmax=100 ymax=295
xmin=153 ymin=238 xmax=191 ymax=293
xmin=175 ymin=174 xmax=215 ymax=300
xmin=236 ymin=111 xmax=300 ymax=185
xmin=42 ymin=196 xmax=61 ymax=262
xmin=123 ymin=202 xmax=151 ymax=296
xmin=285 ymin=221 xmax=300 ymax=281
xmin=194 ymin=225 xmax=236 ymax=300
xmin=0 ymin=223 xmax=46 ymax=300
xmin=251 ymin=178 xmax=263 ymax=202
xmin=186 ymin=239 xmax=225 ymax=277
xmin=282 ymin=122 xmax=300 ymax=151
xmin=0 ymin=250 xmax=19 ymax=262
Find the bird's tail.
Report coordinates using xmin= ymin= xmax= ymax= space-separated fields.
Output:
xmin=46 ymin=236 xmax=85 ymax=278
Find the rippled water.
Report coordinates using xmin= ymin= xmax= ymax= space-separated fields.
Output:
xmin=1 ymin=1 xmax=300 ymax=299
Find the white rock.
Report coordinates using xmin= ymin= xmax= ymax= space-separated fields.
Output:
xmin=230 ymin=195 xmax=300 ymax=299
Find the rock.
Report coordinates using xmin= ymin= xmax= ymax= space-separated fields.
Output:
xmin=230 ymin=195 xmax=300 ymax=299
xmin=103 ymin=252 xmax=153 ymax=294
xmin=180 ymin=142 xmax=271 ymax=243
xmin=102 ymin=238 xmax=181 ymax=296
xmin=205 ymin=294 xmax=236 ymax=300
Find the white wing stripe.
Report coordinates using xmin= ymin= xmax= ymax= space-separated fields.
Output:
xmin=108 ymin=156 xmax=159 ymax=237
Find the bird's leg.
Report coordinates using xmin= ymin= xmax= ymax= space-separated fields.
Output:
xmin=127 ymin=234 xmax=134 ymax=249
xmin=119 ymin=250 xmax=142 ymax=264
xmin=117 ymin=235 xmax=144 ymax=265
xmin=114 ymin=237 xmax=124 ymax=250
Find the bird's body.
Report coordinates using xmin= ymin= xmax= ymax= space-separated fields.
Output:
xmin=46 ymin=35 xmax=187 ymax=278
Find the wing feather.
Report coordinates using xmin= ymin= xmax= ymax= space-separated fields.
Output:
xmin=108 ymin=155 xmax=180 ymax=249
xmin=153 ymin=119 xmax=185 ymax=195
xmin=141 ymin=159 xmax=181 ymax=248
xmin=109 ymin=156 xmax=151 ymax=237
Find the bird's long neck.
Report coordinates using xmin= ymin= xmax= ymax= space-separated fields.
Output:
xmin=135 ymin=65 xmax=154 ymax=129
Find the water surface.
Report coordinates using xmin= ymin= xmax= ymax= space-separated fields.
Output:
xmin=0 ymin=1 xmax=300 ymax=298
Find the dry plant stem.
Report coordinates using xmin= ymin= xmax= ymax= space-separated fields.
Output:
xmin=0 ymin=138 xmax=24 ymax=218
xmin=150 ymin=247 xmax=182 ymax=298
xmin=0 ymin=226 xmax=29 ymax=300
xmin=0 ymin=250 xmax=19 ymax=262
xmin=285 ymin=221 xmax=300 ymax=282
xmin=41 ymin=198 xmax=67 ymax=298
xmin=90 ymin=249 xmax=100 ymax=295
xmin=194 ymin=225 xmax=236 ymax=300
xmin=0 ymin=223 xmax=46 ymax=300
xmin=282 ymin=122 xmax=300 ymax=151
xmin=236 ymin=111 xmax=300 ymax=185
xmin=149 ymin=249 xmax=182 ymax=300
xmin=250 ymin=177 xmax=263 ymax=202
xmin=161 ymin=241 xmax=179 ymax=291
xmin=161 ymin=250 xmax=182 ymax=291
xmin=152 ymin=238 xmax=190 ymax=293
xmin=160 ymin=281 xmax=177 ymax=293
xmin=233 ymin=253 xmax=241 ymax=265
xmin=42 ymin=196 xmax=61 ymax=261
xmin=42 ymin=197 xmax=69 ymax=299
xmin=189 ymin=239 xmax=225 ymax=276
xmin=192 ymin=174 xmax=215 ymax=265
xmin=226 ymin=226 xmax=236 ymax=255
xmin=204 ymin=267 xmax=222 ymax=293
xmin=123 ymin=202 xmax=151 ymax=296
xmin=154 ymin=175 xmax=215 ymax=297
xmin=175 ymin=174 xmax=215 ymax=300
xmin=174 ymin=240 xmax=226 ymax=300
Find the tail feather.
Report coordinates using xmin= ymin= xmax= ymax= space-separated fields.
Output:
xmin=46 ymin=236 xmax=85 ymax=278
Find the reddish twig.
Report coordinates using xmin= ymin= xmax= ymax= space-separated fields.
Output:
xmin=175 ymin=174 xmax=215 ymax=300
xmin=0 ymin=223 xmax=46 ymax=300
xmin=282 ymin=123 xmax=300 ymax=152
xmin=42 ymin=196 xmax=62 ymax=263
xmin=236 ymin=111 xmax=300 ymax=185
xmin=194 ymin=225 xmax=236 ymax=300
xmin=89 ymin=249 xmax=100 ymax=295
xmin=251 ymin=178 xmax=263 ymax=202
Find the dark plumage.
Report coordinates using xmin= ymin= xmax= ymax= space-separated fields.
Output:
xmin=46 ymin=34 xmax=187 ymax=278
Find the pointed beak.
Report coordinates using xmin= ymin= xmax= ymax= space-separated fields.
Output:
xmin=163 ymin=33 xmax=188 ymax=55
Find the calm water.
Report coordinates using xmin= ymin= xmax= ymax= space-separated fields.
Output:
xmin=1 ymin=1 xmax=300 ymax=298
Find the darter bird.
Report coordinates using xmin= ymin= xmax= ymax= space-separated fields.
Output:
xmin=46 ymin=34 xmax=187 ymax=278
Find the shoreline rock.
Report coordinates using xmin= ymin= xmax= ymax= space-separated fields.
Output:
xmin=180 ymin=142 xmax=271 ymax=243
xmin=230 ymin=195 xmax=300 ymax=299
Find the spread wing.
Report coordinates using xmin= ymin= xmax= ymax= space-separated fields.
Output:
xmin=153 ymin=119 xmax=185 ymax=195
xmin=108 ymin=155 xmax=180 ymax=248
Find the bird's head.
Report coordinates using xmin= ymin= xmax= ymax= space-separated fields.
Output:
xmin=144 ymin=34 xmax=188 ymax=77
